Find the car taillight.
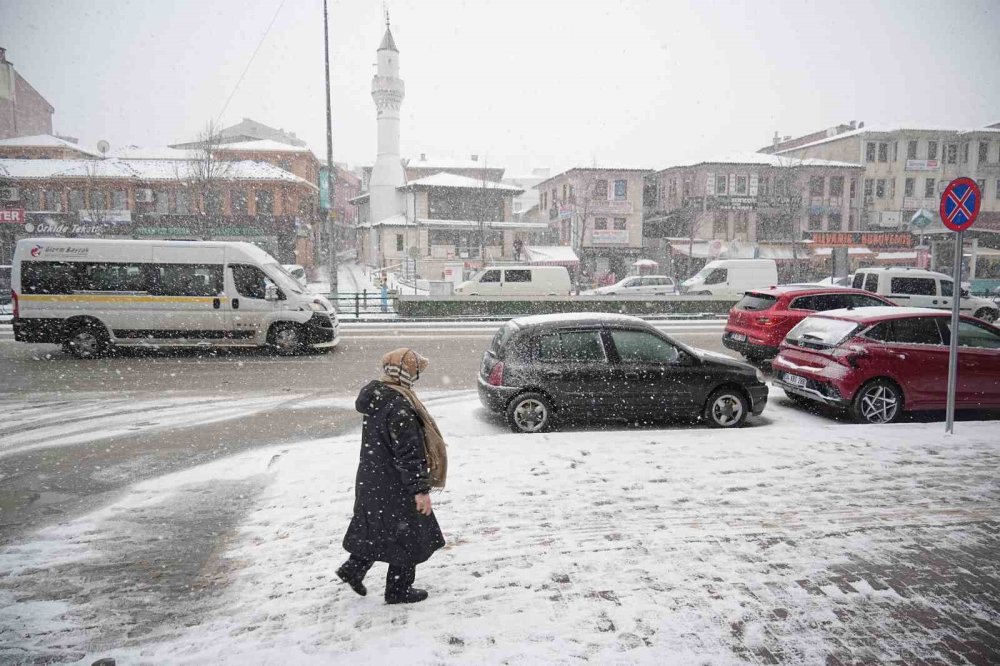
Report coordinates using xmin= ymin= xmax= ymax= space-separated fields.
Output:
xmin=487 ymin=361 xmax=505 ymax=386
xmin=11 ymin=291 xmax=17 ymax=319
xmin=755 ymin=315 xmax=784 ymax=326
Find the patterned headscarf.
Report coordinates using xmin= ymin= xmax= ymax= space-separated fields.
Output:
xmin=380 ymin=348 xmax=430 ymax=388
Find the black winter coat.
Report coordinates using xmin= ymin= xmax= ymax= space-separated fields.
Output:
xmin=342 ymin=380 xmax=445 ymax=566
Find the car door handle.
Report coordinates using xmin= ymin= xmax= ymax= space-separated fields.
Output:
xmin=932 ymin=300 xmax=938 ymax=305
xmin=232 ymin=298 xmax=240 ymax=310
xmin=542 ymin=369 xmax=560 ymax=377
xmin=624 ymin=371 xmax=641 ymax=379
xmin=212 ymin=298 xmax=221 ymax=309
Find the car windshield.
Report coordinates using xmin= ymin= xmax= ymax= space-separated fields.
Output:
xmin=786 ymin=316 xmax=860 ymax=348
xmin=262 ymin=262 xmax=304 ymax=295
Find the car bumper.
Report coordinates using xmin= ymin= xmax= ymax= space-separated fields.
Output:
xmin=303 ymin=313 xmax=340 ymax=348
xmin=477 ymin=376 xmax=520 ymax=412
xmin=747 ymin=383 xmax=769 ymax=415
xmin=771 ymin=374 xmax=849 ymax=408
xmin=722 ymin=334 xmax=779 ymax=358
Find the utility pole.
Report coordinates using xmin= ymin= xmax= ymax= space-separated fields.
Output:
xmin=323 ymin=0 xmax=339 ymax=296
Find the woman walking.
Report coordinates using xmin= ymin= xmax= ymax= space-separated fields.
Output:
xmin=337 ymin=348 xmax=447 ymax=604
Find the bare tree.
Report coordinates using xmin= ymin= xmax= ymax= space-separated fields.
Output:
xmin=472 ymin=161 xmax=504 ymax=267
xmin=758 ymin=158 xmax=805 ymax=281
xmin=177 ymin=121 xmax=233 ymax=236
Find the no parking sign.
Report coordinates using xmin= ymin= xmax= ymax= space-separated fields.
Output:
xmin=939 ymin=177 xmax=981 ymax=232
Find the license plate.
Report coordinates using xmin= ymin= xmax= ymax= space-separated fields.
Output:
xmin=783 ymin=373 xmax=808 ymax=388
xmin=729 ymin=332 xmax=747 ymax=342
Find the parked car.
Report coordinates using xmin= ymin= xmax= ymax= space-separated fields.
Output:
xmin=478 ymin=312 xmax=769 ymax=432
xmin=680 ymin=259 xmax=778 ymax=297
xmin=772 ymin=307 xmax=1000 ymax=424
xmin=281 ymin=264 xmax=308 ymax=287
xmin=581 ymin=275 xmax=678 ymax=296
xmin=723 ymin=286 xmax=895 ymax=361
xmin=455 ymin=265 xmax=571 ymax=296
xmin=0 ymin=264 xmax=11 ymax=305
xmin=852 ymin=267 xmax=998 ymax=323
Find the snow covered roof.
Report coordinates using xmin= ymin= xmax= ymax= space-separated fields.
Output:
xmin=656 ymin=153 xmax=862 ymax=171
xmin=415 ymin=218 xmax=548 ymax=230
xmin=356 ymin=214 xmax=411 ymax=229
xmin=0 ymin=158 xmax=317 ymax=188
xmin=216 ymin=139 xmax=315 ymax=154
xmin=535 ymin=166 xmax=654 ymax=189
xmin=524 ymin=245 xmax=580 ymax=264
xmin=775 ymin=124 xmax=1000 ymax=154
xmin=405 ymin=156 xmax=501 ymax=171
xmin=107 ymin=145 xmax=201 ymax=160
xmin=0 ymin=134 xmax=103 ymax=157
xmin=401 ymin=172 xmax=524 ymax=192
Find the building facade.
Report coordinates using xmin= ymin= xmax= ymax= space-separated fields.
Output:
xmin=644 ymin=154 xmax=865 ymax=279
xmin=533 ymin=168 xmax=651 ymax=279
xmin=0 ymin=157 xmax=319 ymax=265
xmin=0 ymin=48 xmax=54 ymax=140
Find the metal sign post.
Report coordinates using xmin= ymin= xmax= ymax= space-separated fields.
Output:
xmin=939 ymin=178 xmax=981 ymax=434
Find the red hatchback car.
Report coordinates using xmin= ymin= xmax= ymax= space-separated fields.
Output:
xmin=723 ymin=286 xmax=895 ymax=361
xmin=772 ymin=307 xmax=1000 ymax=424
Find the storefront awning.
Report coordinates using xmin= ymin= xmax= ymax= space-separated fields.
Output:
xmin=524 ymin=245 xmax=579 ymax=266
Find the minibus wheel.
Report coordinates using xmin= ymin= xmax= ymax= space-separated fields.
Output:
xmin=269 ymin=322 xmax=304 ymax=355
xmin=64 ymin=322 xmax=109 ymax=359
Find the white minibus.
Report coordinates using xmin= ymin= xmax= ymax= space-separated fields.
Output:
xmin=11 ymin=238 xmax=339 ymax=358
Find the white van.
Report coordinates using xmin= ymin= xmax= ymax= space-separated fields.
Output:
xmin=11 ymin=238 xmax=340 ymax=358
xmin=454 ymin=265 xmax=571 ymax=296
xmin=851 ymin=267 xmax=998 ymax=322
xmin=681 ymin=259 xmax=778 ymax=297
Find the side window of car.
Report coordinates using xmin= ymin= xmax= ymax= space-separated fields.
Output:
xmin=852 ymin=273 xmax=866 ymax=290
xmin=537 ymin=331 xmax=605 ymax=363
xmin=939 ymin=280 xmax=953 ymax=297
xmin=480 ymin=270 xmax=501 ymax=283
xmin=942 ymin=320 xmax=1000 ymax=349
xmin=504 ymin=269 xmax=531 ymax=283
xmin=863 ymin=322 xmax=891 ymax=341
xmin=231 ymin=264 xmax=274 ymax=300
xmin=863 ymin=273 xmax=879 ymax=293
xmin=850 ymin=294 xmax=890 ymax=308
xmin=888 ymin=317 xmax=943 ymax=345
xmin=609 ymin=329 xmax=680 ymax=364
xmin=789 ymin=295 xmax=817 ymax=310
xmin=890 ymin=277 xmax=936 ymax=296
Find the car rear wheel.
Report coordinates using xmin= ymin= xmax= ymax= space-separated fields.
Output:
xmin=506 ymin=392 xmax=553 ymax=433
xmin=270 ymin=322 xmax=304 ymax=355
xmin=63 ymin=322 xmax=109 ymax=359
xmin=851 ymin=379 xmax=903 ymax=424
xmin=974 ymin=307 xmax=998 ymax=323
xmin=704 ymin=388 xmax=749 ymax=428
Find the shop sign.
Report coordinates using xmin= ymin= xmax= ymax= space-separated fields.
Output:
xmin=134 ymin=227 xmax=196 ymax=237
xmin=716 ymin=196 xmax=756 ymax=211
xmin=23 ymin=219 xmax=107 ymax=235
xmin=591 ymin=229 xmax=629 ymax=244
xmin=805 ymin=231 xmax=915 ymax=249
xmin=905 ymin=159 xmax=940 ymax=171
xmin=78 ymin=209 xmax=132 ymax=223
xmin=0 ymin=208 xmax=25 ymax=224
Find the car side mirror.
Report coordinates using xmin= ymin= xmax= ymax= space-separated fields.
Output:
xmin=265 ymin=284 xmax=280 ymax=301
xmin=961 ymin=289 xmax=970 ymax=298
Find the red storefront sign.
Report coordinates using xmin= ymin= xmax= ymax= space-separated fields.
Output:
xmin=806 ymin=231 xmax=914 ymax=249
xmin=0 ymin=208 xmax=25 ymax=224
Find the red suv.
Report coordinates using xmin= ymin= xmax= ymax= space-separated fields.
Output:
xmin=723 ymin=286 xmax=894 ymax=361
xmin=772 ymin=307 xmax=1000 ymax=424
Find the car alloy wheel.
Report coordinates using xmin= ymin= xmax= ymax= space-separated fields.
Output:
xmin=974 ymin=308 xmax=998 ymax=323
xmin=704 ymin=388 xmax=748 ymax=428
xmin=854 ymin=380 xmax=901 ymax=424
xmin=271 ymin=323 xmax=303 ymax=355
xmin=506 ymin=392 xmax=552 ymax=433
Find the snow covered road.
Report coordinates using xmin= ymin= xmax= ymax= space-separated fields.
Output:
xmin=1 ymin=392 xmax=998 ymax=664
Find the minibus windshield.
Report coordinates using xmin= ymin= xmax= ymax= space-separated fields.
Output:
xmin=263 ymin=263 xmax=305 ymax=295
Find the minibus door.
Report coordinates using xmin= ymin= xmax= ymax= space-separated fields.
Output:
xmin=149 ymin=246 xmax=228 ymax=340
xmin=226 ymin=262 xmax=280 ymax=342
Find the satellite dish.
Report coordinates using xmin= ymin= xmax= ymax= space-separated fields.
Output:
xmin=97 ymin=140 xmax=110 ymax=155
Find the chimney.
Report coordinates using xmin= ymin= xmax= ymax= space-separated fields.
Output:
xmin=858 ymin=121 xmax=865 ymax=129
xmin=471 ymin=154 xmax=479 ymax=162
xmin=849 ymin=120 xmax=857 ymax=130
xmin=420 ymin=153 xmax=426 ymax=161
xmin=772 ymin=131 xmax=780 ymax=146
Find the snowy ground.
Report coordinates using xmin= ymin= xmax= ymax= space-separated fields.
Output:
xmin=1 ymin=392 xmax=998 ymax=665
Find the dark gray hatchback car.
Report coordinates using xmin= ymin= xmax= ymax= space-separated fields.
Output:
xmin=478 ymin=313 xmax=769 ymax=433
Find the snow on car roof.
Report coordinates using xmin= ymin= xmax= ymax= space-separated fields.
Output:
xmin=511 ymin=312 xmax=648 ymax=328
xmin=811 ymin=306 xmax=944 ymax=322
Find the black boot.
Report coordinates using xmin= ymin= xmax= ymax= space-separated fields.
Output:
xmin=384 ymin=563 xmax=426 ymax=604
xmin=336 ymin=558 xmax=371 ymax=597
xmin=385 ymin=587 xmax=428 ymax=605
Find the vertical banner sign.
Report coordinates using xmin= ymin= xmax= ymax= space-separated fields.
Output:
xmin=939 ymin=177 xmax=981 ymax=434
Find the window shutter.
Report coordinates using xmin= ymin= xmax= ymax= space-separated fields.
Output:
xmin=705 ymin=173 xmax=715 ymax=195
xmin=728 ymin=174 xmax=736 ymax=195
xmin=749 ymin=174 xmax=759 ymax=196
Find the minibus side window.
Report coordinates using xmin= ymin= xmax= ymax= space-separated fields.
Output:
xmin=151 ymin=264 xmax=224 ymax=297
xmin=231 ymin=264 xmax=278 ymax=300
xmin=77 ymin=262 xmax=149 ymax=292
xmin=21 ymin=262 xmax=78 ymax=294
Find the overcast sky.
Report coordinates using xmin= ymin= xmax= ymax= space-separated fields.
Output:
xmin=1 ymin=0 xmax=998 ymax=175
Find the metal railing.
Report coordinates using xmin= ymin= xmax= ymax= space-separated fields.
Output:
xmin=329 ymin=290 xmax=399 ymax=318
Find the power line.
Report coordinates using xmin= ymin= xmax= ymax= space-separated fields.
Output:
xmin=215 ymin=0 xmax=288 ymax=126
